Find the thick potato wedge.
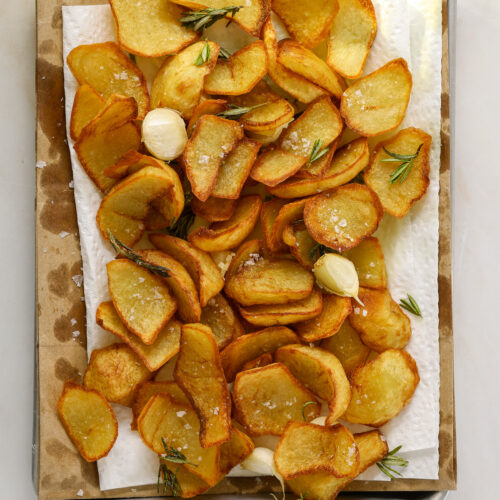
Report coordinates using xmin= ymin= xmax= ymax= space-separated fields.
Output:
xmin=187 ymin=99 xmax=228 ymax=136
xmin=340 ymin=58 xmax=412 ymax=137
xmin=183 ymin=115 xmax=244 ymax=201
xmin=304 ymin=184 xmax=383 ymax=252
xmin=349 ymin=288 xmax=412 ymax=352
xmin=221 ymin=326 xmax=300 ymax=381
xmin=96 ymin=302 xmax=181 ymax=371
xmin=239 ymin=288 xmax=323 ymax=326
xmin=58 ymin=381 xmax=118 ymax=462
xmin=343 ymin=349 xmax=419 ymax=426
xmin=67 ymin=42 xmax=149 ymax=118
xmin=174 ymin=324 xmax=232 ymax=448
xmin=327 ymin=0 xmax=377 ymax=79
xmin=84 ymin=343 xmax=152 ymax=406
xmin=191 ymin=196 xmax=237 ymax=222
xmin=241 ymin=352 xmax=273 ymax=371
xmin=151 ymin=41 xmax=220 ymax=119
xmin=205 ymin=41 xmax=268 ymax=95
xmin=275 ymin=422 xmax=358 ymax=479
xmin=268 ymin=199 xmax=307 ymax=254
xmin=261 ymin=198 xmax=288 ymax=253
xmin=250 ymin=147 xmax=306 ymax=187
xmin=275 ymin=344 xmax=351 ymax=425
xmin=268 ymin=137 xmax=370 ymax=198
xmin=149 ymin=233 xmax=224 ymax=307
xmin=188 ymin=195 xmax=262 ymax=252
xmin=363 ymin=127 xmax=432 ymax=217
xmin=233 ymin=363 xmax=321 ymax=435
xmin=294 ymin=294 xmax=352 ymax=342
xmin=278 ymin=40 xmax=345 ymax=98
xmin=219 ymin=425 xmax=255 ymax=476
xmin=69 ymin=84 xmax=105 ymax=141
xmin=107 ymin=259 xmax=177 ymax=344
xmin=200 ymin=294 xmax=240 ymax=350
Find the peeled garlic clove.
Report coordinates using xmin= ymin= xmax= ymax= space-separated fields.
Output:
xmin=141 ymin=108 xmax=187 ymax=161
xmin=241 ymin=447 xmax=284 ymax=496
xmin=310 ymin=416 xmax=327 ymax=426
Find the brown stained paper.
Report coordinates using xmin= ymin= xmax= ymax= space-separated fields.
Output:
xmin=35 ymin=0 xmax=456 ymax=498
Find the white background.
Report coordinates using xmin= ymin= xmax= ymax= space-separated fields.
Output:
xmin=0 ymin=0 xmax=498 ymax=498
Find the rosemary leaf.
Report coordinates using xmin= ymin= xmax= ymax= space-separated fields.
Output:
xmin=166 ymin=185 xmax=195 ymax=240
xmin=382 ymin=144 xmax=423 ymax=184
xmin=308 ymin=139 xmax=330 ymax=165
xmin=217 ymin=102 xmax=268 ymax=119
xmin=180 ymin=6 xmax=242 ymax=32
xmin=399 ymin=294 xmax=422 ymax=317
xmin=301 ymin=401 xmax=317 ymax=421
xmin=160 ymin=438 xmax=198 ymax=467
xmin=194 ymin=40 xmax=211 ymax=66
xmin=376 ymin=446 xmax=409 ymax=480
xmin=157 ymin=462 xmax=183 ymax=496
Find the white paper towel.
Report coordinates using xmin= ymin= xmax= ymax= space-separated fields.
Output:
xmin=62 ymin=0 xmax=442 ymax=490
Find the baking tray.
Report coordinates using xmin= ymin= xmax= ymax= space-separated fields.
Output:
xmin=34 ymin=0 xmax=456 ymax=498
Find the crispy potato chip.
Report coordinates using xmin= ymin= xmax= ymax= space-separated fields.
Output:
xmin=58 ymin=381 xmax=118 ymax=462
xmin=104 ymin=149 xmax=149 ymax=180
xmin=295 ymin=142 xmax=337 ymax=179
xmin=107 ymin=259 xmax=177 ymax=344
xmin=241 ymin=352 xmax=273 ymax=371
xmin=149 ymin=233 xmax=224 ymax=306
xmin=242 ymin=100 xmax=295 ymax=133
xmin=304 ymin=184 xmax=383 ymax=252
xmin=201 ymin=294 xmax=240 ymax=350
xmin=209 ymin=250 xmax=235 ymax=277
xmin=191 ymin=196 xmax=237 ymax=222
xmin=239 ymin=288 xmax=323 ymax=326
xmin=275 ymin=344 xmax=351 ymax=424
xmin=84 ymin=343 xmax=152 ymax=406
xmin=184 ymin=115 xmax=244 ymax=201
xmin=74 ymin=95 xmax=141 ymax=192
xmin=250 ymin=147 xmax=307 ymax=187
xmin=221 ymin=326 xmax=300 ymax=381
xmin=67 ymin=41 xmax=149 ymax=118
xmin=70 ymin=84 xmax=105 ymax=141
xmin=294 ymin=294 xmax=352 ymax=342
xmin=278 ymin=40 xmax=345 ymax=98
xmin=151 ymin=41 xmax=220 ymax=119
xmin=343 ymin=349 xmax=419 ymax=426
xmin=97 ymin=302 xmax=181 ymax=371
xmin=269 ymin=199 xmax=307 ymax=253
xmin=233 ymin=363 xmax=320 ymax=435
xmin=205 ymin=41 xmax=268 ymax=95
xmin=342 ymin=236 xmax=387 ymax=289
xmin=155 ymin=354 xmax=178 ymax=382
xmin=110 ymin=0 xmax=198 ymax=57
xmin=327 ymin=0 xmax=377 ymax=79
xmin=219 ymin=425 xmax=255 ymax=476
xmin=275 ymin=422 xmax=359 ymax=479
xmin=340 ymin=58 xmax=412 ymax=137
xmin=224 ymin=239 xmax=263 ymax=283
xmin=268 ymin=137 xmax=370 ymax=198
xmin=187 ymin=99 xmax=228 ymax=136
xmin=272 ymin=0 xmax=339 ymax=48
xmin=288 ymin=223 xmax=317 ymax=269
xmin=174 ymin=324 xmax=232 ymax=447
xmin=188 ymin=195 xmax=262 ymax=252
xmin=363 ymin=127 xmax=431 ymax=217
xmin=349 ymin=287 xmax=411 ymax=352
xmin=159 ymin=461 xmax=210 ymax=498
xmin=261 ymin=198 xmax=288 ymax=253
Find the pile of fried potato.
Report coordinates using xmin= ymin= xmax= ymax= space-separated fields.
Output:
xmin=58 ymin=0 xmax=432 ymax=498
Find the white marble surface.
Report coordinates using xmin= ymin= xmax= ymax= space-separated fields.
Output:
xmin=0 ymin=0 xmax=498 ymax=498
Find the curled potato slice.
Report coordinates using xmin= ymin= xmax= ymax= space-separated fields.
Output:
xmin=224 ymin=239 xmax=263 ymax=283
xmin=187 ymin=99 xmax=228 ymax=136
xmin=284 ymin=222 xmax=317 ymax=269
xmin=250 ymin=147 xmax=306 ymax=187
xmin=191 ymin=196 xmax=237 ymax=222
xmin=70 ymin=84 xmax=105 ymax=141
xmin=241 ymin=352 xmax=273 ymax=371
xmin=200 ymin=294 xmax=241 ymax=350
xmin=261 ymin=198 xmax=288 ymax=254
xmin=268 ymin=199 xmax=307 ymax=254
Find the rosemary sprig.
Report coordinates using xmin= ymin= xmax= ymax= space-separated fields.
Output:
xmin=180 ymin=6 xmax=242 ymax=32
xmin=382 ymin=144 xmax=423 ymax=184
xmin=194 ymin=40 xmax=211 ymax=66
xmin=376 ymin=446 xmax=409 ymax=479
xmin=218 ymin=102 xmax=268 ymax=119
xmin=308 ymin=139 xmax=330 ymax=165
xmin=309 ymin=242 xmax=338 ymax=262
xmin=160 ymin=438 xmax=197 ymax=466
xmin=302 ymin=401 xmax=317 ymax=421
xmin=399 ymin=294 xmax=422 ymax=317
xmin=167 ymin=185 xmax=195 ymax=240
xmin=107 ymin=230 xmax=170 ymax=278
xmin=296 ymin=493 xmax=308 ymax=500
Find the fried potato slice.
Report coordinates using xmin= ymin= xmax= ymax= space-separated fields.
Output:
xmin=219 ymin=425 xmax=255 ymax=476
xmin=221 ymin=326 xmax=300 ymax=381
xmin=250 ymin=147 xmax=307 ymax=187
xmin=174 ymin=324 xmax=232 ymax=448
xmin=241 ymin=352 xmax=273 ymax=371
xmin=275 ymin=344 xmax=351 ymax=425
xmin=149 ymin=233 xmax=224 ymax=307
xmin=58 ymin=381 xmax=118 ymax=462
xmin=363 ymin=127 xmax=432 ymax=217
xmin=67 ymin=41 xmax=149 ymax=118
xmin=224 ymin=239 xmax=263 ymax=283
xmin=84 ymin=343 xmax=152 ymax=406
xmin=343 ymin=349 xmax=419 ymax=426
xmin=320 ymin=320 xmax=371 ymax=376
xmin=295 ymin=143 xmax=336 ymax=179
xmin=187 ymin=99 xmax=228 ymax=136
xmin=286 ymin=222 xmax=317 ymax=269
xmin=212 ymin=138 xmax=261 ymax=199
xmin=263 ymin=18 xmax=327 ymax=103
xmin=188 ymin=195 xmax=262 ymax=252
xmin=70 ymin=84 xmax=105 ymax=141
xmin=137 ymin=393 xmax=220 ymax=484
xmin=278 ymin=40 xmax=345 ymax=98
xmin=268 ymin=137 xmax=370 ymax=198
xmin=294 ymin=294 xmax=352 ymax=342
xmin=74 ymin=95 xmax=141 ymax=192
xmin=191 ymin=196 xmax=237 ymax=222
xmin=272 ymin=0 xmax=339 ymax=48
xmin=155 ymin=354 xmax=178 ymax=382
xmin=239 ymin=288 xmax=323 ymax=326
xmin=327 ymin=0 xmax=377 ymax=79
xmin=342 ymin=236 xmax=387 ymax=289
xmin=242 ymin=100 xmax=295 ymax=133
xmin=233 ymin=363 xmax=320 ymax=435
xmin=205 ymin=41 xmax=268 ymax=95
xmin=340 ymin=58 xmax=412 ymax=137
xmin=349 ymin=288 xmax=411 ymax=352
xmin=159 ymin=461 xmax=210 ymax=498
xmin=261 ymin=198 xmax=288 ymax=253
xmin=268 ymin=198 xmax=307 ymax=253
xmin=184 ymin=115 xmax=244 ymax=201
xmin=275 ymin=422 xmax=358 ymax=479
xmin=97 ymin=302 xmax=181 ymax=371
xmin=200 ymin=294 xmax=240 ymax=350
xmin=151 ymin=41 xmax=220 ymax=119
xmin=110 ymin=0 xmax=198 ymax=57
xmin=304 ymin=184 xmax=383 ymax=252
xmin=107 ymin=259 xmax=177 ymax=344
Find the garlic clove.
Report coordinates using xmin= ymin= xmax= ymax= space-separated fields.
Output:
xmin=241 ymin=447 xmax=284 ymax=497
